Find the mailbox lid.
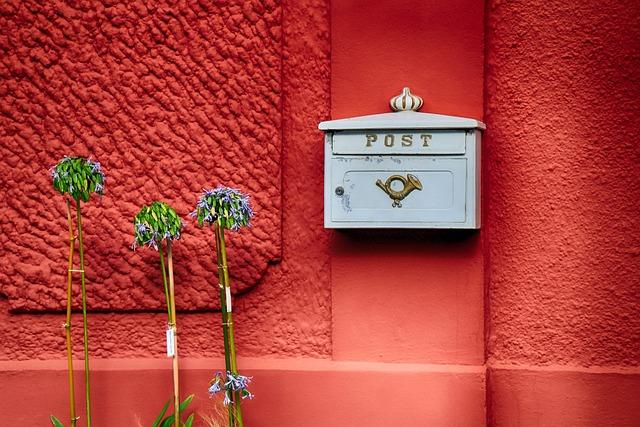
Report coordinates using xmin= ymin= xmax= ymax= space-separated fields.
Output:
xmin=329 ymin=156 xmax=468 ymax=224
xmin=319 ymin=111 xmax=486 ymax=131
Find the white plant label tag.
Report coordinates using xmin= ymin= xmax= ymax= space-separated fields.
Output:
xmin=166 ymin=327 xmax=175 ymax=358
xmin=225 ymin=286 xmax=232 ymax=313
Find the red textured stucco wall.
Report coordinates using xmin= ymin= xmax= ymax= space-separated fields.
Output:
xmin=0 ymin=0 xmax=331 ymax=360
xmin=486 ymin=0 xmax=640 ymax=368
xmin=486 ymin=0 xmax=640 ymax=424
xmin=0 ymin=0 xmax=283 ymax=312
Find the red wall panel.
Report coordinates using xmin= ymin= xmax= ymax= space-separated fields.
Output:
xmin=0 ymin=0 xmax=332 ymax=361
xmin=330 ymin=0 xmax=486 ymax=364
xmin=486 ymin=0 xmax=640 ymax=367
xmin=332 ymin=0 xmax=484 ymax=120
xmin=0 ymin=0 xmax=282 ymax=312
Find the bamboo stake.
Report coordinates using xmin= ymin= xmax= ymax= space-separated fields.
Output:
xmin=215 ymin=221 xmax=244 ymax=427
xmin=159 ymin=244 xmax=172 ymax=323
xmin=166 ymin=240 xmax=180 ymax=427
xmin=75 ymin=200 xmax=92 ymax=427
xmin=64 ymin=200 xmax=78 ymax=427
xmin=214 ymin=224 xmax=234 ymax=427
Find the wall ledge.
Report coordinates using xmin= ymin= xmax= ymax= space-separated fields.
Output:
xmin=0 ymin=356 xmax=486 ymax=373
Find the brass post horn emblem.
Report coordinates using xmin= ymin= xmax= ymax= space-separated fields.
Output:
xmin=375 ymin=174 xmax=423 ymax=207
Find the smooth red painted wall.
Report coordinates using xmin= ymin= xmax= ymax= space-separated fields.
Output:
xmin=1 ymin=358 xmax=486 ymax=426
xmin=330 ymin=0 xmax=485 ymax=365
xmin=489 ymin=367 xmax=640 ymax=427
xmin=332 ymin=0 xmax=484 ymax=120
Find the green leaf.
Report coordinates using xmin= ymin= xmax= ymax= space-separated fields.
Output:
xmin=152 ymin=400 xmax=170 ymax=427
xmin=183 ymin=413 xmax=195 ymax=427
xmin=50 ymin=415 xmax=65 ymax=427
xmin=160 ymin=415 xmax=175 ymax=427
xmin=179 ymin=394 xmax=194 ymax=412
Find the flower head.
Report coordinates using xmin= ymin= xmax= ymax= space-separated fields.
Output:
xmin=191 ymin=186 xmax=253 ymax=231
xmin=225 ymin=371 xmax=253 ymax=392
xmin=132 ymin=202 xmax=183 ymax=251
xmin=50 ymin=156 xmax=105 ymax=202
xmin=208 ymin=370 xmax=254 ymax=405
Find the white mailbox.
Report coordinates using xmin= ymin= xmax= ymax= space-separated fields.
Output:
xmin=319 ymin=87 xmax=485 ymax=229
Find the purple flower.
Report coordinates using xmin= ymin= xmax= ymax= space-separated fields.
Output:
xmin=193 ymin=186 xmax=253 ymax=230
xmin=146 ymin=239 xmax=158 ymax=250
xmin=209 ymin=371 xmax=254 ymax=404
xmin=225 ymin=371 xmax=252 ymax=392
xmin=208 ymin=380 xmax=221 ymax=396
xmin=223 ymin=391 xmax=233 ymax=406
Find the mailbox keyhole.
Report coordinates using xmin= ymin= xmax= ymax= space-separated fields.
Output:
xmin=335 ymin=186 xmax=344 ymax=196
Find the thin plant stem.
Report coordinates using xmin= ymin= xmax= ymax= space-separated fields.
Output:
xmin=214 ymin=224 xmax=234 ymax=427
xmin=166 ymin=240 xmax=180 ymax=427
xmin=214 ymin=225 xmax=231 ymax=371
xmin=75 ymin=199 xmax=92 ymax=427
xmin=159 ymin=243 xmax=172 ymax=324
xmin=215 ymin=221 xmax=243 ymax=427
xmin=64 ymin=200 xmax=77 ymax=427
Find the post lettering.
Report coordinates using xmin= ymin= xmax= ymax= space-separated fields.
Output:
xmin=401 ymin=134 xmax=413 ymax=147
xmin=384 ymin=134 xmax=394 ymax=147
xmin=365 ymin=134 xmax=377 ymax=147
xmin=421 ymin=134 xmax=432 ymax=147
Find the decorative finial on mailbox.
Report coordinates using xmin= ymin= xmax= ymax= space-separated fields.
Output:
xmin=390 ymin=87 xmax=423 ymax=112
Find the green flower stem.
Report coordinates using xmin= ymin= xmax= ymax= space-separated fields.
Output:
xmin=215 ymin=222 xmax=244 ymax=427
xmin=75 ymin=200 xmax=92 ymax=427
xmin=214 ymin=225 xmax=231 ymax=372
xmin=64 ymin=200 xmax=77 ymax=427
xmin=214 ymin=225 xmax=234 ymax=427
xmin=166 ymin=240 xmax=180 ymax=427
xmin=158 ymin=244 xmax=172 ymax=324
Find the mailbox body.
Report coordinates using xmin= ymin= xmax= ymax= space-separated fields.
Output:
xmin=320 ymin=111 xmax=484 ymax=229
